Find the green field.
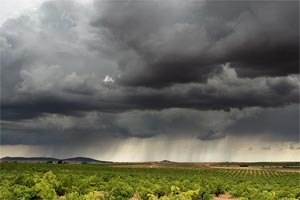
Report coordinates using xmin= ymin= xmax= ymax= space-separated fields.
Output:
xmin=218 ymin=162 xmax=300 ymax=168
xmin=0 ymin=163 xmax=299 ymax=200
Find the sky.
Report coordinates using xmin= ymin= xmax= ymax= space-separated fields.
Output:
xmin=0 ymin=0 xmax=299 ymax=162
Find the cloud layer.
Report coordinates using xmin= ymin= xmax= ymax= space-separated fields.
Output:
xmin=0 ymin=0 xmax=299 ymax=158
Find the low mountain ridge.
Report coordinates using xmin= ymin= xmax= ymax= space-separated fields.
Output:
xmin=0 ymin=156 xmax=110 ymax=163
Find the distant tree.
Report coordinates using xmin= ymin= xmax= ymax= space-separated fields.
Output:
xmin=57 ymin=160 xmax=63 ymax=164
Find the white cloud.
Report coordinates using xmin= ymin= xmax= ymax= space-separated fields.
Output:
xmin=103 ymin=75 xmax=115 ymax=83
xmin=0 ymin=0 xmax=46 ymax=25
xmin=0 ymin=0 xmax=94 ymax=26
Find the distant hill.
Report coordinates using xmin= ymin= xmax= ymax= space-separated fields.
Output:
xmin=1 ymin=157 xmax=59 ymax=162
xmin=0 ymin=156 xmax=111 ymax=163
xmin=160 ymin=160 xmax=173 ymax=163
xmin=63 ymin=157 xmax=108 ymax=163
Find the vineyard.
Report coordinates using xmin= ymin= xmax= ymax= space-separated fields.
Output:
xmin=0 ymin=163 xmax=299 ymax=200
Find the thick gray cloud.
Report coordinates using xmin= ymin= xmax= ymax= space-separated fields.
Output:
xmin=227 ymin=104 xmax=299 ymax=141
xmin=1 ymin=104 xmax=298 ymax=145
xmin=91 ymin=0 xmax=299 ymax=86
xmin=0 ymin=0 xmax=299 ymax=152
xmin=1 ymin=63 xmax=299 ymax=121
xmin=0 ymin=0 xmax=119 ymax=103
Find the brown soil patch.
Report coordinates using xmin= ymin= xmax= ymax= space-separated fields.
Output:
xmin=95 ymin=191 xmax=105 ymax=197
xmin=213 ymin=193 xmax=239 ymax=200
xmin=130 ymin=195 xmax=140 ymax=200
xmin=210 ymin=166 xmax=263 ymax=170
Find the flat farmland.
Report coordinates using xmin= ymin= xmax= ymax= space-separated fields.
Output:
xmin=0 ymin=162 xmax=299 ymax=200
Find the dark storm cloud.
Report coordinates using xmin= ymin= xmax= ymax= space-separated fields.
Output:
xmin=1 ymin=0 xmax=299 ymax=120
xmin=0 ymin=0 xmax=299 ymax=147
xmin=0 ymin=0 xmax=119 ymax=104
xmin=91 ymin=0 xmax=299 ymax=87
xmin=1 ymin=63 xmax=299 ymax=121
xmin=1 ymin=104 xmax=299 ymax=145
xmin=1 ymin=96 xmax=96 ymax=120
xmin=0 ymin=107 xmax=258 ymax=144
xmin=1 ymin=111 xmax=122 ymax=145
xmin=227 ymin=104 xmax=299 ymax=141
